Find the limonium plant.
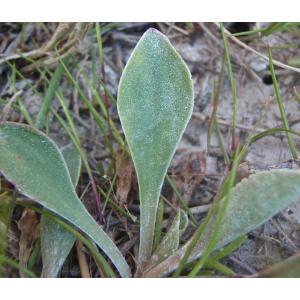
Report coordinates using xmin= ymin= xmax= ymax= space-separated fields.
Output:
xmin=0 ymin=28 xmax=300 ymax=278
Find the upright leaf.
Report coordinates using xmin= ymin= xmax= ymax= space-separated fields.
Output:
xmin=41 ymin=143 xmax=81 ymax=278
xmin=147 ymin=210 xmax=188 ymax=269
xmin=0 ymin=122 xmax=131 ymax=277
xmin=143 ymin=169 xmax=300 ymax=277
xmin=117 ymin=28 xmax=194 ymax=265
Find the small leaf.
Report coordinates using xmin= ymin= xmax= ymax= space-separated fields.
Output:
xmin=117 ymin=28 xmax=194 ymax=265
xmin=0 ymin=122 xmax=131 ymax=277
xmin=144 ymin=169 xmax=300 ymax=277
xmin=40 ymin=143 xmax=81 ymax=278
xmin=147 ymin=210 xmax=188 ymax=269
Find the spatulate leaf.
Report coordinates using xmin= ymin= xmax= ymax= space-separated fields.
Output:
xmin=41 ymin=143 xmax=81 ymax=278
xmin=0 ymin=122 xmax=131 ymax=277
xmin=144 ymin=169 xmax=300 ymax=277
xmin=117 ymin=28 xmax=194 ymax=265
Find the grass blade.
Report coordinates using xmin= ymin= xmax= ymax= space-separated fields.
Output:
xmin=35 ymin=62 xmax=64 ymax=129
xmin=268 ymin=48 xmax=298 ymax=159
xmin=220 ymin=23 xmax=238 ymax=148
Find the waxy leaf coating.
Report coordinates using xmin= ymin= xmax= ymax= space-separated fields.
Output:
xmin=41 ymin=144 xmax=81 ymax=278
xmin=117 ymin=28 xmax=194 ymax=264
xmin=144 ymin=169 xmax=300 ymax=277
xmin=0 ymin=122 xmax=131 ymax=277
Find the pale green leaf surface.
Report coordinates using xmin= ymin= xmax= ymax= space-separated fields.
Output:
xmin=41 ymin=143 xmax=81 ymax=278
xmin=144 ymin=169 xmax=300 ymax=277
xmin=117 ymin=28 xmax=194 ymax=264
xmin=0 ymin=122 xmax=131 ymax=277
xmin=148 ymin=210 xmax=188 ymax=269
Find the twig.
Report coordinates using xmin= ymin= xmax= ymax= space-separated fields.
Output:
xmin=192 ymin=112 xmax=267 ymax=133
xmin=214 ymin=23 xmax=300 ymax=74
xmin=164 ymin=23 xmax=190 ymax=36
xmin=76 ymin=240 xmax=91 ymax=278
xmin=228 ymin=255 xmax=256 ymax=275
xmin=199 ymin=23 xmax=268 ymax=99
xmin=0 ymin=90 xmax=23 ymax=121
xmin=271 ymin=219 xmax=299 ymax=251
xmin=0 ymin=50 xmax=42 ymax=66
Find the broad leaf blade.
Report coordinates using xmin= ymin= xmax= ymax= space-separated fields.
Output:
xmin=0 ymin=122 xmax=131 ymax=277
xmin=41 ymin=143 xmax=81 ymax=278
xmin=117 ymin=28 xmax=194 ymax=265
xmin=144 ymin=169 xmax=300 ymax=277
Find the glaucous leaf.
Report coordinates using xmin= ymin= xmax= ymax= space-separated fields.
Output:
xmin=0 ymin=122 xmax=131 ymax=277
xmin=117 ymin=28 xmax=194 ymax=265
xmin=143 ymin=169 xmax=300 ymax=277
xmin=147 ymin=210 xmax=188 ymax=269
xmin=41 ymin=143 xmax=81 ymax=278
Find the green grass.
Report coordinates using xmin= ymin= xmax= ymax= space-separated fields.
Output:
xmin=0 ymin=255 xmax=36 ymax=278
xmin=220 ymin=23 xmax=238 ymax=149
xmin=173 ymin=24 xmax=243 ymax=277
xmin=10 ymin=63 xmax=34 ymax=125
xmin=268 ymin=48 xmax=298 ymax=160
xmin=207 ymin=53 xmax=230 ymax=164
xmin=232 ymin=22 xmax=300 ymax=38
xmin=35 ymin=61 xmax=65 ymax=129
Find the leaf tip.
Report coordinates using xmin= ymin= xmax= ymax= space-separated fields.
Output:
xmin=145 ymin=27 xmax=162 ymax=35
xmin=143 ymin=27 xmax=168 ymax=41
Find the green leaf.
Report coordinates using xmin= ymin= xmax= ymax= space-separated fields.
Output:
xmin=0 ymin=122 xmax=131 ymax=277
xmin=117 ymin=28 xmax=194 ymax=266
xmin=40 ymin=143 xmax=81 ymax=278
xmin=147 ymin=210 xmax=188 ymax=269
xmin=143 ymin=169 xmax=300 ymax=277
